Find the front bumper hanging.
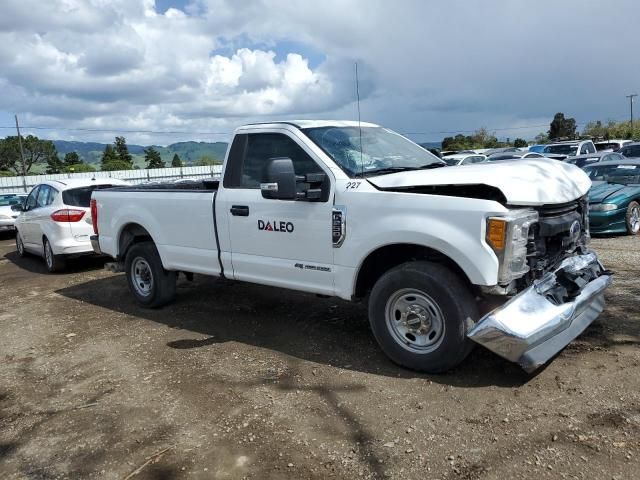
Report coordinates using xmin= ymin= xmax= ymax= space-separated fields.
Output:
xmin=467 ymin=251 xmax=612 ymax=373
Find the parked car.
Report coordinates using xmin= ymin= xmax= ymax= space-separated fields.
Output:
xmin=583 ymin=159 xmax=640 ymax=235
xmin=442 ymin=154 xmax=487 ymax=166
xmin=13 ymin=178 xmax=128 ymax=272
xmin=618 ymin=142 xmax=640 ymax=159
xmin=566 ymin=152 xmax=625 ymax=168
xmin=91 ymin=120 xmax=610 ymax=374
xmin=543 ymin=140 xmax=596 ymax=160
xmin=0 ymin=193 xmax=27 ymax=232
xmin=595 ymin=139 xmax=631 ymax=152
xmin=486 ymin=152 xmax=545 ymax=162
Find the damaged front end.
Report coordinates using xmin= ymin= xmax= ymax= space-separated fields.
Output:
xmin=468 ymin=196 xmax=613 ymax=372
xmin=468 ymin=252 xmax=611 ymax=372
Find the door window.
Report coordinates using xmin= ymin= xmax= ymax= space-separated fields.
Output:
xmin=36 ymin=185 xmax=51 ymax=208
xmin=25 ymin=186 xmax=40 ymax=210
xmin=238 ymin=133 xmax=323 ymax=188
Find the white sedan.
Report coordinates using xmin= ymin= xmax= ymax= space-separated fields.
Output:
xmin=14 ymin=178 xmax=128 ymax=272
xmin=0 ymin=193 xmax=28 ymax=232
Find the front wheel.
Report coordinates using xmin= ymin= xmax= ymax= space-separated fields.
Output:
xmin=626 ymin=201 xmax=640 ymax=235
xmin=368 ymin=261 xmax=478 ymax=373
xmin=125 ymin=242 xmax=176 ymax=308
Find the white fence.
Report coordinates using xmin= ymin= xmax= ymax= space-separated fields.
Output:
xmin=0 ymin=165 xmax=223 ymax=193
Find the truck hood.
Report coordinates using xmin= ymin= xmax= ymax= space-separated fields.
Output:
xmin=367 ymin=158 xmax=592 ymax=206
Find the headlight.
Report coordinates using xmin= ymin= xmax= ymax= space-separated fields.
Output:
xmin=486 ymin=209 xmax=538 ymax=284
xmin=590 ymin=203 xmax=617 ymax=212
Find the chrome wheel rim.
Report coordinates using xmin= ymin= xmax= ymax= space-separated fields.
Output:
xmin=131 ymin=257 xmax=153 ymax=297
xmin=45 ymin=242 xmax=53 ymax=268
xmin=631 ymin=206 xmax=640 ymax=233
xmin=385 ymin=288 xmax=446 ymax=353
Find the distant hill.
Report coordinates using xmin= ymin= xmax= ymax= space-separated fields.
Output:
xmin=53 ymin=140 xmax=228 ymax=167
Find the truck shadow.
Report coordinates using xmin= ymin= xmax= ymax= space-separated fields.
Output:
xmin=57 ymin=274 xmax=549 ymax=389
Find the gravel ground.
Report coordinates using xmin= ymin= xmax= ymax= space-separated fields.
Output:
xmin=0 ymin=233 xmax=638 ymax=480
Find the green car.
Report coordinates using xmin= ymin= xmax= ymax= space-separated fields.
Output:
xmin=584 ymin=159 xmax=640 ymax=235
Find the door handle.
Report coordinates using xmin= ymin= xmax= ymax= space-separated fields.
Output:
xmin=230 ymin=205 xmax=249 ymax=216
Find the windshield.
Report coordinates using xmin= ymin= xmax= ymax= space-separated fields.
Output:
xmin=595 ymin=142 xmax=619 ymax=152
xmin=302 ymin=126 xmax=444 ymax=176
xmin=544 ymin=144 xmax=578 ymax=155
xmin=0 ymin=194 xmax=26 ymax=207
xmin=584 ymin=164 xmax=640 ymax=184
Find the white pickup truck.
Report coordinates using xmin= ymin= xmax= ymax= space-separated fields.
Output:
xmin=91 ymin=121 xmax=612 ymax=373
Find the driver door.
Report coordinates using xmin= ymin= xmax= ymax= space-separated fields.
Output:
xmin=18 ymin=185 xmax=40 ymax=248
xmin=222 ymin=131 xmax=336 ymax=295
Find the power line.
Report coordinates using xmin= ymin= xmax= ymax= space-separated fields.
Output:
xmin=0 ymin=125 xmax=231 ymax=135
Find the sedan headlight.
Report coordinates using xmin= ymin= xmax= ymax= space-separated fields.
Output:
xmin=486 ymin=209 xmax=538 ymax=284
xmin=590 ymin=203 xmax=617 ymax=212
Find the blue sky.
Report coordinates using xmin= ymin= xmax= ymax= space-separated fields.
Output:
xmin=1 ymin=0 xmax=639 ymax=146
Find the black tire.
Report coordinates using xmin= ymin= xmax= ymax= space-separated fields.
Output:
xmin=16 ymin=230 xmax=27 ymax=258
xmin=44 ymin=238 xmax=66 ymax=273
xmin=124 ymin=241 xmax=176 ymax=308
xmin=625 ymin=201 xmax=640 ymax=235
xmin=368 ymin=261 xmax=478 ymax=373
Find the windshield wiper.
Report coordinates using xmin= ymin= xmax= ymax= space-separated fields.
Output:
xmin=363 ymin=163 xmax=446 ymax=176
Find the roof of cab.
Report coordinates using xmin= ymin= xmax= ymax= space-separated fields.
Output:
xmin=240 ymin=120 xmax=380 ymax=130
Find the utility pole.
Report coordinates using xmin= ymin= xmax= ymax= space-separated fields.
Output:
xmin=14 ymin=115 xmax=28 ymax=192
xmin=626 ymin=94 xmax=638 ymax=138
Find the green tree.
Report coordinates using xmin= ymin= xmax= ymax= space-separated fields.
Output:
xmin=548 ymin=112 xmax=577 ymax=140
xmin=513 ymin=138 xmax=528 ymax=148
xmin=46 ymin=153 xmax=65 ymax=174
xmin=101 ymin=159 xmax=133 ymax=171
xmin=63 ymin=151 xmax=82 ymax=167
xmin=144 ymin=147 xmax=165 ymax=169
xmin=100 ymin=144 xmax=118 ymax=170
xmin=171 ymin=153 xmax=182 ymax=167
xmin=114 ymin=136 xmax=133 ymax=166
xmin=0 ymin=135 xmax=57 ymax=174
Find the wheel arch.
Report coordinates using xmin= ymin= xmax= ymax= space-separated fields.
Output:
xmin=353 ymin=243 xmax=475 ymax=300
xmin=117 ymin=223 xmax=155 ymax=260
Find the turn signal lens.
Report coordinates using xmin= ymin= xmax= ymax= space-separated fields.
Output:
xmin=487 ymin=218 xmax=507 ymax=250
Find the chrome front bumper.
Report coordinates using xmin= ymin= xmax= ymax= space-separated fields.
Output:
xmin=468 ymin=252 xmax=612 ymax=373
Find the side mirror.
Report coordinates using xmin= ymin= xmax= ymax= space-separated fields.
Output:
xmin=261 ymin=157 xmax=297 ymax=200
xmin=11 ymin=203 xmax=24 ymax=212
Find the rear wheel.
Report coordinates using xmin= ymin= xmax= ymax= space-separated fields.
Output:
xmin=626 ymin=201 xmax=640 ymax=235
xmin=125 ymin=241 xmax=176 ymax=308
xmin=16 ymin=231 xmax=26 ymax=258
xmin=368 ymin=261 xmax=478 ymax=373
xmin=44 ymin=238 xmax=66 ymax=273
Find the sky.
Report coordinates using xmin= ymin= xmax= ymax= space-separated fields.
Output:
xmin=1 ymin=0 xmax=638 ymax=146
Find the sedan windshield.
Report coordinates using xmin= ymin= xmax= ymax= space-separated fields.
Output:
xmin=584 ymin=164 xmax=640 ymax=184
xmin=302 ymin=126 xmax=444 ymax=177
xmin=0 ymin=194 xmax=26 ymax=207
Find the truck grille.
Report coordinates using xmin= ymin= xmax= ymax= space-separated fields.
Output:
xmin=525 ymin=195 xmax=588 ymax=283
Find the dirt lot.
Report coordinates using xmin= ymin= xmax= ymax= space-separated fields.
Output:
xmin=0 ymin=234 xmax=638 ymax=480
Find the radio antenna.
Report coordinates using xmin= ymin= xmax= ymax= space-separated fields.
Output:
xmin=355 ymin=62 xmax=363 ymax=177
